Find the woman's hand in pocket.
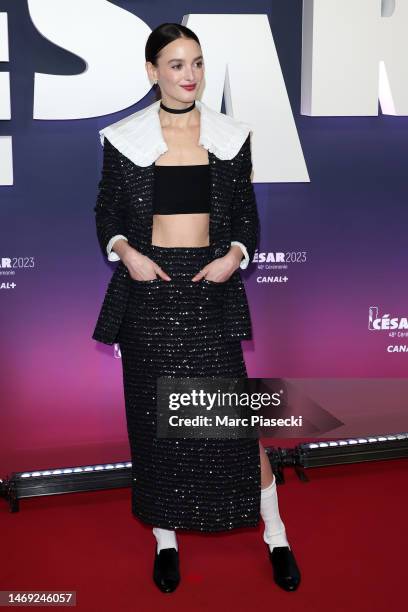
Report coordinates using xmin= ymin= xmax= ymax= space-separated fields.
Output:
xmin=191 ymin=249 xmax=241 ymax=283
xmin=123 ymin=248 xmax=171 ymax=281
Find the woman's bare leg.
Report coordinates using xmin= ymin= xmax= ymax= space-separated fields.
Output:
xmin=259 ymin=440 xmax=274 ymax=488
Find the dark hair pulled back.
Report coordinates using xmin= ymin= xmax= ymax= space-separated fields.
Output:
xmin=145 ymin=23 xmax=201 ymax=100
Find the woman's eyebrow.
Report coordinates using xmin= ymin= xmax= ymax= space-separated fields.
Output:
xmin=167 ymin=55 xmax=203 ymax=63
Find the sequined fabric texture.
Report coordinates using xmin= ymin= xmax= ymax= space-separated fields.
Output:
xmin=92 ymin=134 xmax=259 ymax=345
xmin=118 ymin=244 xmax=261 ymax=531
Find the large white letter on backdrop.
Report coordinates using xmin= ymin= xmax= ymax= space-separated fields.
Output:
xmin=0 ymin=12 xmax=12 ymax=185
xmin=182 ymin=13 xmax=309 ymax=183
xmin=28 ymin=0 xmax=152 ymax=118
xmin=301 ymin=0 xmax=408 ymax=116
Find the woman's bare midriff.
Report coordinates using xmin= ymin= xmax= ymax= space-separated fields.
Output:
xmin=151 ymin=213 xmax=210 ymax=247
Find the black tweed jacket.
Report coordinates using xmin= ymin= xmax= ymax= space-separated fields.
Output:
xmin=92 ymin=104 xmax=259 ymax=345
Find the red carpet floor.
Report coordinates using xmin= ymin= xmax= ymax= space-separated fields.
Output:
xmin=1 ymin=454 xmax=407 ymax=612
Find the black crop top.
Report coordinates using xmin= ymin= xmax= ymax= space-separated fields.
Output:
xmin=152 ymin=164 xmax=210 ymax=215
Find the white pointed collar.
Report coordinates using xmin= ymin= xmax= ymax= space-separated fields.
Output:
xmin=98 ymin=99 xmax=251 ymax=167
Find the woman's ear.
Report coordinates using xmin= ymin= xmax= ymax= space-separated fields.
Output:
xmin=145 ymin=61 xmax=157 ymax=84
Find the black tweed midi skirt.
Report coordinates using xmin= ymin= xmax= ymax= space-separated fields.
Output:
xmin=117 ymin=244 xmax=261 ymax=532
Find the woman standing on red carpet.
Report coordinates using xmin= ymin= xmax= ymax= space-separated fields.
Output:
xmin=92 ymin=22 xmax=301 ymax=593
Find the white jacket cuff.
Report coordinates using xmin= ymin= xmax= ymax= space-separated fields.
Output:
xmin=107 ymin=234 xmax=128 ymax=262
xmin=231 ymin=241 xmax=250 ymax=269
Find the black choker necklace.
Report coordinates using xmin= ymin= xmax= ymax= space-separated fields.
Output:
xmin=160 ymin=100 xmax=196 ymax=114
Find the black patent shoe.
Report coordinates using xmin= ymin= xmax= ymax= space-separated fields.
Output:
xmin=267 ymin=544 xmax=301 ymax=591
xmin=153 ymin=546 xmax=180 ymax=593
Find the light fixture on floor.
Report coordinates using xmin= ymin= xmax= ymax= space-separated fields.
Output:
xmin=1 ymin=431 xmax=407 ymax=511
xmin=0 ymin=461 xmax=132 ymax=512
xmin=298 ymin=431 xmax=408 ymax=467
xmin=264 ymin=431 xmax=408 ymax=483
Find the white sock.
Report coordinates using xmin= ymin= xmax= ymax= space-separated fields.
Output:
xmin=152 ymin=527 xmax=178 ymax=553
xmin=260 ymin=474 xmax=291 ymax=552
